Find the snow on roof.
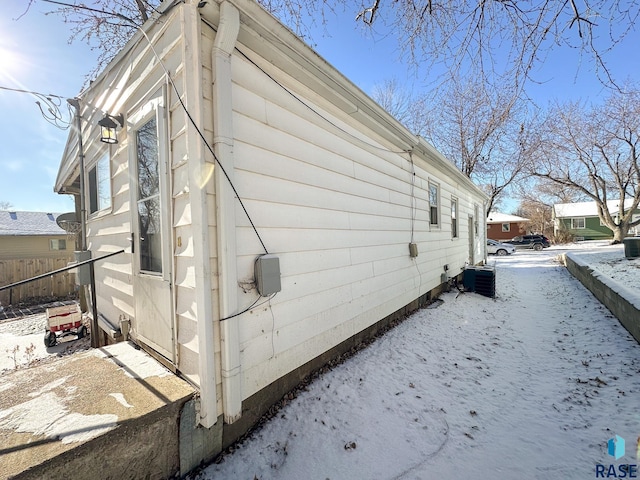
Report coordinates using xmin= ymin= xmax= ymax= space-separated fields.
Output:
xmin=553 ymin=199 xmax=636 ymax=218
xmin=0 ymin=211 xmax=66 ymax=236
xmin=486 ymin=212 xmax=530 ymax=224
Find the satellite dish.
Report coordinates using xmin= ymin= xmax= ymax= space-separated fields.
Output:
xmin=56 ymin=212 xmax=80 ymax=232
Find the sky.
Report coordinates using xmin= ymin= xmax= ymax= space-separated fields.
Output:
xmin=1 ymin=2 xmax=639 ymax=214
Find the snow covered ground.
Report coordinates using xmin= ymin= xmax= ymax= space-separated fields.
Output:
xmin=1 ymin=242 xmax=638 ymax=479
xmin=0 ymin=311 xmax=90 ymax=372
xmin=192 ymin=243 xmax=640 ymax=480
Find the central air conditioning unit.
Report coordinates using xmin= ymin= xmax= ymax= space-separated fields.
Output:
xmin=463 ymin=266 xmax=496 ymax=298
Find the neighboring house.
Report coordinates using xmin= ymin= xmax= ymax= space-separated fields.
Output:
xmin=486 ymin=212 xmax=530 ymax=241
xmin=553 ymin=200 xmax=640 ymax=240
xmin=0 ymin=211 xmax=75 ymax=304
xmin=54 ymin=0 xmax=488 ymax=469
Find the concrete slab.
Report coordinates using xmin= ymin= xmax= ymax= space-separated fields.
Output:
xmin=0 ymin=341 xmax=195 ymax=479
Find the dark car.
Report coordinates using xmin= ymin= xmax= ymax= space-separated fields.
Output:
xmin=505 ymin=234 xmax=551 ymax=251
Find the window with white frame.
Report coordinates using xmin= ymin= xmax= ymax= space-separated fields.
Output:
xmin=451 ymin=198 xmax=458 ymax=238
xmin=502 ymin=223 xmax=510 ymax=232
xmin=49 ymin=239 xmax=66 ymax=251
xmin=88 ymin=152 xmax=112 ymax=214
xmin=429 ymin=183 xmax=439 ymax=226
xmin=474 ymin=204 xmax=479 ymax=236
xmin=571 ymin=217 xmax=586 ymax=229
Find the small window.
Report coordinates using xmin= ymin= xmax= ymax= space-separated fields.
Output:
xmin=502 ymin=223 xmax=510 ymax=232
xmin=50 ymin=239 xmax=67 ymax=251
xmin=429 ymin=183 xmax=439 ymax=226
xmin=451 ymin=198 xmax=458 ymax=238
xmin=89 ymin=153 xmax=112 ymax=214
xmin=474 ymin=205 xmax=479 ymax=236
xmin=571 ymin=218 xmax=586 ymax=229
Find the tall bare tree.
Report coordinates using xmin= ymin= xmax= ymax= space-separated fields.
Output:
xmin=370 ymin=75 xmax=530 ymax=213
xmin=530 ymin=85 xmax=640 ymax=243
xmin=27 ymin=0 xmax=638 ymax=92
xmin=421 ymin=76 xmax=529 ymax=214
xmin=370 ymin=78 xmax=429 ymax=136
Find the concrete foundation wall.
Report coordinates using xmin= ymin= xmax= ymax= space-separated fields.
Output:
xmin=12 ymin=399 xmax=188 ymax=480
xmin=562 ymin=253 xmax=640 ymax=344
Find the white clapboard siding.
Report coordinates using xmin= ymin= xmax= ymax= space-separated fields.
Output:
xmin=223 ymin=39 xmax=486 ymax=399
xmin=59 ymin=1 xmax=487 ymax=419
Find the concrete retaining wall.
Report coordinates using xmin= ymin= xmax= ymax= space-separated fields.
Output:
xmin=562 ymin=253 xmax=640 ymax=344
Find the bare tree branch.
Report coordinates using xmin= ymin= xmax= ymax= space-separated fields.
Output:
xmin=356 ymin=0 xmax=381 ymax=25
xmin=527 ymin=84 xmax=640 ymax=242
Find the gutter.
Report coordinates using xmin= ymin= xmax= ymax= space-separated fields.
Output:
xmin=212 ymin=0 xmax=243 ymax=424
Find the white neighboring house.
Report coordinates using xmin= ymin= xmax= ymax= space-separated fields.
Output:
xmin=54 ymin=0 xmax=488 ymax=466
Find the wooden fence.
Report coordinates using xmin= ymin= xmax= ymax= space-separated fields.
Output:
xmin=0 ymin=256 xmax=76 ymax=306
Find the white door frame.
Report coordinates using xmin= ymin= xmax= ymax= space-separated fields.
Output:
xmin=128 ymin=87 xmax=175 ymax=362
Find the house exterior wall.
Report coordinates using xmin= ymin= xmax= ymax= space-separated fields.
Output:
xmin=0 ymin=235 xmax=73 ymax=259
xmin=553 ymin=201 xmax=640 ymax=240
xmin=56 ymin=0 xmax=488 ymax=433
xmin=206 ymin=9 xmax=487 ymax=400
xmin=557 ymin=217 xmax=613 ymax=240
xmin=65 ymin=9 xmax=198 ymax=372
xmin=487 ymin=222 xmax=525 ymax=241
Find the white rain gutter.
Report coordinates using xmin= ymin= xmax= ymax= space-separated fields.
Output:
xmin=212 ymin=1 xmax=243 ymax=424
xmin=184 ymin=2 xmax=218 ymax=429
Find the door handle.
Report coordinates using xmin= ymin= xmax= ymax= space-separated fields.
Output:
xmin=128 ymin=232 xmax=135 ymax=254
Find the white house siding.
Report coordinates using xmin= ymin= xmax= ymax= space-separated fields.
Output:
xmin=218 ymin=29 xmax=486 ymax=400
xmin=65 ymin=10 xmax=208 ymax=375
xmin=56 ymin=1 xmax=486 ymax=431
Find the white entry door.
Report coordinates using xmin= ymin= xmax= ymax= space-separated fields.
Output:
xmin=130 ymin=89 xmax=175 ymax=362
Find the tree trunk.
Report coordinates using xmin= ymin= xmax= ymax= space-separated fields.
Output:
xmin=611 ymin=225 xmax=626 ymax=244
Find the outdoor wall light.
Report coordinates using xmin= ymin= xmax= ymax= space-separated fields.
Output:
xmin=98 ymin=113 xmax=124 ymax=144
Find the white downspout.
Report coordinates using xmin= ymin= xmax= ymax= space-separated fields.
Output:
xmin=183 ymin=3 xmax=218 ymax=429
xmin=213 ymin=1 xmax=242 ymax=424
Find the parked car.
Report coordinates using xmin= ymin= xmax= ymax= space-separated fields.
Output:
xmin=504 ymin=234 xmax=551 ymax=251
xmin=487 ymin=239 xmax=516 ymax=256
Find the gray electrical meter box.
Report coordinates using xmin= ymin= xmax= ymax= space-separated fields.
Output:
xmin=255 ymin=254 xmax=281 ymax=296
